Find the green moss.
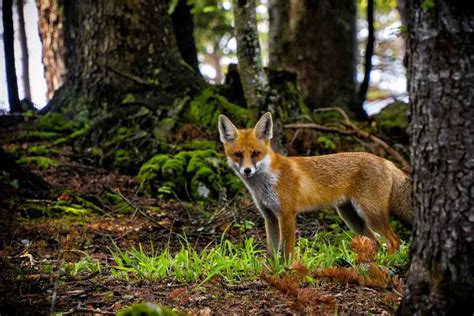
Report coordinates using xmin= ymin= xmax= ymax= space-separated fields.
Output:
xmin=33 ymin=113 xmax=73 ymax=132
xmin=16 ymin=195 xmax=102 ymax=219
xmin=186 ymin=87 xmax=251 ymax=128
xmin=50 ymin=204 xmax=91 ymax=216
xmin=122 ymin=94 xmax=136 ymax=104
xmin=17 ymin=131 xmax=63 ymax=142
xmin=104 ymin=192 xmax=134 ymax=214
xmin=154 ymin=117 xmax=177 ymax=136
xmin=373 ymin=101 xmax=409 ymax=147
xmin=284 ymin=82 xmax=312 ymax=121
xmin=374 ymin=102 xmax=408 ymax=130
xmin=176 ymin=139 xmax=218 ymax=151
xmin=48 ymin=124 xmax=91 ymax=146
xmin=138 ymin=150 xmax=241 ymax=200
xmin=113 ymin=149 xmax=133 ymax=170
xmin=86 ymin=146 xmax=104 ymax=164
xmin=27 ymin=145 xmax=59 ymax=155
xmin=105 ymin=126 xmax=147 ymax=147
xmin=117 ymin=303 xmax=185 ymax=316
xmin=421 ymin=0 xmax=435 ymax=10
xmin=17 ymin=201 xmax=52 ymax=218
xmin=317 ymin=135 xmax=337 ymax=150
xmin=69 ymin=125 xmax=91 ymax=138
xmin=17 ymin=156 xmax=60 ymax=170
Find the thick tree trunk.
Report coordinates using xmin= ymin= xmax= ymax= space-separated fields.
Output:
xmin=45 ymin=0 xmax=203 ymax=114
xmin=232 ymin=0 xmax=269 ymax=116
xmin=35 ymin=0 xmax=66 ymax=100
xmin=268 ymin=0 xmax=289 ymax=68
xmin=2 ymin=0 xmax=21 ymax=112
xmin=16 ymin=0 xmax=31 ymax=101
xmin=269 ymin=0 xmax=358 ymax=115
xmin=171 ymin=0 xmax=201 ymax=75
xmin=398 ymin=1 xmax=474 ymax=315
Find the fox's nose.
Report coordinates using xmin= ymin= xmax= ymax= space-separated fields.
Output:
xmin=244 ymin=168 xmax=252 ymax=175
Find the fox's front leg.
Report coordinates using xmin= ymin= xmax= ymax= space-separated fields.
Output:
xmin=279 ymin=211 xmax=296 ymax=262
xmin=261 ymin=208 xmax=280 ymax=258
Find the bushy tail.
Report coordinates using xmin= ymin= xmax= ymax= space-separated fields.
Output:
xmin=387 ymin=162 xmax=413 ymax=227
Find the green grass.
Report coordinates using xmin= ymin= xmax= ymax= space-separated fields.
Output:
xmin=110 ymin=237 xmax=264 ymax=284
xmin=108 ymin=229 xmax=410 ymax=284
xmin=63 ymin=253 xmax=102 ymax=276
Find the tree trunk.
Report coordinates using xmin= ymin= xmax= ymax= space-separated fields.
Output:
xmin=232 ymin=0 xmax=269 ymax=116
xmin=44 ymin=0 xmax=203 ymax=114
xmin=398 ymin=1 xmax=474 ymax=315
xmin=355 ymin=0 xmax=374 ymax=120
xmin=16 ymin=0 xmax=31 ymax=101
xmin=2 ymin=0 xmax=21 ymax=112
xmin=269 ymin=0 xmax=358 ymax=115
xmin=171 ymin=0 xmax=201 ymax=75
xmin=35 ymin=0 xmax=66 ymax=100
xmin=268 ymin=0 xmax=290 ymax=68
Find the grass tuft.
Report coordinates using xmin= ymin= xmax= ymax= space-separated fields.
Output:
xmin=110 ymin=237 xmax=264 ymax=284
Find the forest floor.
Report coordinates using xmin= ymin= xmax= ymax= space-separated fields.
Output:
xmin=0 ymin=119 xmax=408 ymax=315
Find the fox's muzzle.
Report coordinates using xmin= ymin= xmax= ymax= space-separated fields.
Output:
xmin=240 ymin=166 xmax=256 ymax=178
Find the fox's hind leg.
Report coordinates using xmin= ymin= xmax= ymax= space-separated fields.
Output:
xmin=336 ymin=201 xmax=379 ymax=250
xmin=355 ymin=199 xmax=400 ymax=254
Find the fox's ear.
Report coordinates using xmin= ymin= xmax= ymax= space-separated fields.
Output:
xmin=254 ymin=112 xmax=273 ymax=142
xmin=218 ymin=114 xmax=238 ymax=144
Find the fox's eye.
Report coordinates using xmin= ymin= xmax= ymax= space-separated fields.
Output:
xmin=251 ymin=151 xmax=261 ymax=158
xmin=234 ymin=151 xmax=243 ymax=158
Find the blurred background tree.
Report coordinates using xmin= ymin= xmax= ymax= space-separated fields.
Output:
xmin=0 ymin=0 xmax=411 ymax=174
xmin=4 ymin=0 xmax=406 ymax=118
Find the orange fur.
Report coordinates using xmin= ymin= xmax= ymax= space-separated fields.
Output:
xmin=218 ymin=112 xmax=412 ymax=261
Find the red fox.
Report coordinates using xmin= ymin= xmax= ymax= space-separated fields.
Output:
xmin=218 ymin=112 xmax=413 ymax=261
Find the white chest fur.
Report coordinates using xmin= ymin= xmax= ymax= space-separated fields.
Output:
xmin=228 ymin=155 xmax=280 ymax=213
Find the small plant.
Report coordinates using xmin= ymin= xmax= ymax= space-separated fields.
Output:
xmin=63 ymin=252 xmax=101 ymax=276
xmin=233 ymin=220 xmax=256 ymax=233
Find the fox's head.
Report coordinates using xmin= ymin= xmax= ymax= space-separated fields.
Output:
xmin=218 ymin=112 xmax=274 ymax=178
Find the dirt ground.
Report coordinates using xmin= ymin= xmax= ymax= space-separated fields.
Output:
xmin=0 ymin=122 xmax=404 ymax=315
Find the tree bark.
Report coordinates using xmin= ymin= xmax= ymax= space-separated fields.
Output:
xmin=35 ymin=0 xmax=66 ymax=100
xmin=356 ymin=0 xmax=374 ymax=120
xmin=2 ymin=0 xmax=21 ymax=112
xmin=268 ymin=0 xmax=289 ymax=68
xmin=232 ymin=0 xmax=269 ymax=116
xmin=269 ymin=0 xmax=358 ymax=115
xmin=44 ymin=0 xmax=203 ymax=114
xmin=16 ymin=0 xmax=31 ymax=101
xmin=171 ymin=0 xmax=201 ymax=75
xmin=398 ymin=1 xmax=474 ymax=315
